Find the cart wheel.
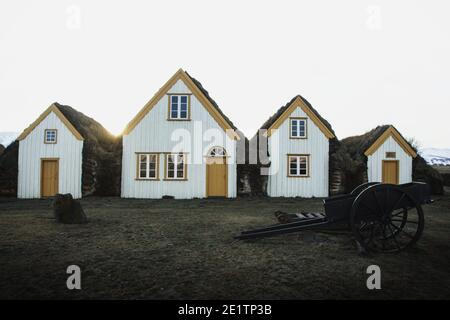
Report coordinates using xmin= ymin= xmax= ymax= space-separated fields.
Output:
xmin=350 ymin=184 xmax=424 ymax=253
xmin=350 ymin=182 xmax=381 ymax=196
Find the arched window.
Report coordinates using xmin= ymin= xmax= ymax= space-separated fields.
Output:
xmin=208 ymin=146 xmax=227 ymax=157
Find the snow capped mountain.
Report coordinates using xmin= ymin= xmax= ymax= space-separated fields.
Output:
xmin=0 ymin=132 xmax=19 ymax=147
xmin=420 ymin=148 xmax=450 ymax=166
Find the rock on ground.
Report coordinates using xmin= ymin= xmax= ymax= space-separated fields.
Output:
xmin=53 ymin=193 xmax=88 ymax=224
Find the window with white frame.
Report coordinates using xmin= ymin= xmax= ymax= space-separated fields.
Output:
xmin=169 ymin=95 xmax=189 ymax=120
xmin=290 ymin=118 xmax=307 ymax=138
xmin=166 ymin=154 xmax=186 ymax=179
xmin=288 ymin=155 xmax=309 ymax=177
xmin=44 ymin=129 xmax=57 ymax=144
xmin=138 ymin=154 xmax=158 ymax=179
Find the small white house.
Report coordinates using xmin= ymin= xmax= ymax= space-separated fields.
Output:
xmin=341 ymin=125 xmax=417 ymax=186
xmin=364 ymin=126 xmax=417 ymax=184
xmin=121 ymin=69 xmax=240 ymax=199
xmin=258 ymin=95 xmax=336 ymax=197
xmin=17 ymin=103 xmax=84 ymax=198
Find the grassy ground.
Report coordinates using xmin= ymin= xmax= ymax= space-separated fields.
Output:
xmin=0 ymin=193 xmax=449 ymax=300
xmin=434 ymin=166 xmax=450 ymax=187
xmin=433 ymin=166 xmax=450 ymax=174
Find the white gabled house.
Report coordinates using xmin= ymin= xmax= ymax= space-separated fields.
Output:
xmin=342 ymin=125 xmax=417 ymax=185
xmin=121 ymin=69 xmax=240 ymax=199
xmin=15 ymin=102 xmax=118 ymax=199
xmin=258 ymin=95 xmax=336 ymax=198
xmin=17 ymin=103 xmax=84 ymax=199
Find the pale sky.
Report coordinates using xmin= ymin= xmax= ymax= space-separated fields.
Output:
xmin=1 ymin=0 xmax=449 ymax=147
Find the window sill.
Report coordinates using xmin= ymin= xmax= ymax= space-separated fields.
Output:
xmin=167 ymin=118 xmax=191 ymax=121
xmin=163 ymin=178 xmax=188 ymax=181
xmin=287 ymin=175 xmax=310 ymax=178
xmin=135 ymin=178 xmax=160 ymax=181
xmin=289 ymin=136 xmax=307 ymax=139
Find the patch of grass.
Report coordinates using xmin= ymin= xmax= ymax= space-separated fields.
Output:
xmin=0 ymin=195 xmax=449 ymax=299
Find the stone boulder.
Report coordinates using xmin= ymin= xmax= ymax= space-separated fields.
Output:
xmin=53 ymin=193 xmax=88 ymax=224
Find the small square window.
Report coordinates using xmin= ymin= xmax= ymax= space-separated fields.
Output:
xmin=137 ymin=154 xmax=159 ymax=180
xmin=44 ymin=129 xmax=57 ymax=144
xmin=169 ymin=95 xmax=190 ymax=120
xmin=290 ymin=119 xmax=307 ymax=138
xmin=165 ymin=153 xmax=186 ymax=180
xmin=288 ymin=155 xmax=309 ymax=177
xmin=386 ymin=152 xmax=396 ymax=158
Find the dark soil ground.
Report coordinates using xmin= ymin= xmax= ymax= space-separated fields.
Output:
xmin=0 ymin=193 xmax=449 ymax=300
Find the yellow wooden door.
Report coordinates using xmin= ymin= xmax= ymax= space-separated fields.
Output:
xmin=382 ymin=160 xmax=399 ymax=184
xmin=206 ymin=158 xmax=227 ymax=197
xmin=41 ymin=159 xmax=59 ymax=197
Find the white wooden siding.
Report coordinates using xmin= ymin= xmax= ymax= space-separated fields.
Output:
xmin=18 ymin=112 xmax=83 ymax=198
xmin=267 ymin=107 xmax=329 ymax=197
xmin=121 ymin=79 xmax=237 ymax=199
xmin=367 ymin=136 xmax=412 ymax=183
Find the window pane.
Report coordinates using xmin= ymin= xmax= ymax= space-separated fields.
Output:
xmin=149 ymin=155 xmax=156 ymax=169
xmin=167 ymin=155 xmax=175 ymax=178
xmin=214 ymin=147 xmax=225 ymax=156
xmin=180 ymin=98 xmax=188 ymax=118
xmin=177 ymin=155 xmax=184 ymax=178
xmin=139 ymin=154 xmax=147 ymax=178
xmin=138 ymin=155 xmax=147 ymax=178
xmin=299 ymin=157 xmax=307 ymax=175
xmin=289 ymin=157 xmax=298 ymax=175
xmin=150 ymin=155 xmax=157 ymax=178
xmin=291 ymin=120 xmax=298 ymax=136
xmin=299 ymin=120 xmax=306 ymax=137
xmin=46 ymin=130 xmax=57 ymax=142
xmin=177 ymin=162 xmax=184 ymax=177
xmin=171 ymin=96 xmax=179 ymax=118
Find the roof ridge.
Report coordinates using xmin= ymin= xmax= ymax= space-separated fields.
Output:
xmin=184 ymin=71 xmax=238 ymax=132
xmin=258 ymin=94 xmax=335 ymax=139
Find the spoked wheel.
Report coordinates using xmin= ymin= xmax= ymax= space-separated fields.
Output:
xmin=350 ymin=184 xmax=424 ymax=253
xmin=350 ymin=182 xmax=381 ymax=196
